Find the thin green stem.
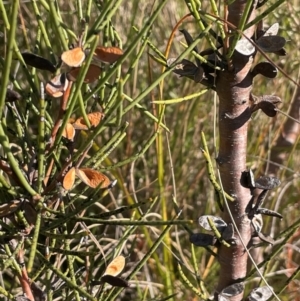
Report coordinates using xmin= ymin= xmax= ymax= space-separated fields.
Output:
xmin=36 ymin=249 xmax=96 ymax=301
xmin=0 ymin=123 xmax=38 ymax=197
xmin=0 ymin=0 xmax=19 ymax=117
xmin=37 ymin=83 xmax=46 ymax=194
xmin=27 ymin=209 xmax=42 ymax=273
xmin=107 ymin=213 xmax=180 ymax=301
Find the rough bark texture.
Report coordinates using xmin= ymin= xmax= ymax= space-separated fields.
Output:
xmin=214 ymin=1 xmax=257 ymax=299
xmin=216 ymin=60 xmax=253 ymax=292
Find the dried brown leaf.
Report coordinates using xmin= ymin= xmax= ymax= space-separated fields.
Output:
xmin=76 ymin=168 xmax=111 ymax=188
xmin=73 ymin=112 xmax=104 ymax=130
xmin=67 ymin=64 xmax=102 ymax=83
xmin=45 ymin=73 xmax=68 ymax=98
xmin=104 ymin=255 xmax=125 ymax=277
xmin=94 ymin=46 xmax=123 ymax=64
xmin=62 ymin=167 xmax=76 ymax=190
xmin=62 ymin=123 xmax=76 ymax=141
xmin=61 ymin=47 xmax=85 ymax=67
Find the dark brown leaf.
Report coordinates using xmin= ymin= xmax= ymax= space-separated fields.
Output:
xmin=167 ymin=58 xmax=204 ymax=82
xmin=5 ymin=88 xmax=21 ymax=102
xmin=21 ymin=52 xmax=56 ymax=73
xmin=256 ymin=36 xmax=286 ymax=53
xmin=179 ymin=29 xmax=201 ymax=67
xmin=252 ymin=62 xmax=277 ymax=78
xmin=255 ymin=176 xmax=281 ymax=190
xmin=194 ymin=66 xmax=205 ymax=83
xmin=189 ymin=233 xmax=216 ymax=246
xmin=257 ymin=208 xmax=283 ymax=219
xmin=273 ymin=48 xmax=286 ymax=56
xmin=260 ymin=101 xmax=277 ymax=117
xmin=221 ymin=224 xmax=235 ymax=242
xmin=167 ymin=58 xmax=198 ymax=76
xmin=22 ymin=200 xmax=37 ymax=226
xmin=100 ymin=275 xmax=129 ymax=287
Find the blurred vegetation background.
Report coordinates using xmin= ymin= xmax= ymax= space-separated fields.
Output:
xmin=0 ymin=0 xmax=299 ymax=300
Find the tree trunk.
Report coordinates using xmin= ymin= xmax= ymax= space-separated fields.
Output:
xmin=215 ymin=1 xmax=257 ymax=299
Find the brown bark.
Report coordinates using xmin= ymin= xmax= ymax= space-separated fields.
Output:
xmin=214 ymin=1 xmax=257 ymax=299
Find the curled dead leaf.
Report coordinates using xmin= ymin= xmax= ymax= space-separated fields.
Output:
xmin=45 ymin=73 xmax=69 ymax=98
xmin=67 ymin=64 xmax=102 ymax=83
xmin=73 ymin=112 xmax=104 ymax=130
xmin=104 ymin=255 xmax=125 ymax=277
xmin=94 ymin=46 xmax=123 ymax=64
xmin=62 ymin=123 xmax=76 ymax=141
xmin=75 ymin=168 xmax=111 ymax=188
xmin=61 ymin=47 xmax=85 ymax=67
xmin=63 ymin=167 xmax=76 ymax=190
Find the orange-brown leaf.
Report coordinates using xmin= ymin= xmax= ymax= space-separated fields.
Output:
xmin=67 ymin=64 xmax=102 ymax=83
xmin=61 ymin=47 xmax=85 ymax=67
xmin=73 ymin=112 xmax=104 ymax=130
xmin=103 ymin=255 xmax=125 ymax=277
xmin=63 ymin=167 xmax=76 ymax=190
xmin=94 ymin=46 xmax=123 ymax=64
xmin=75 ymin=168 xmax=110 ymax=188
xmin=62 ymin=123 xmax=76 ymax=140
